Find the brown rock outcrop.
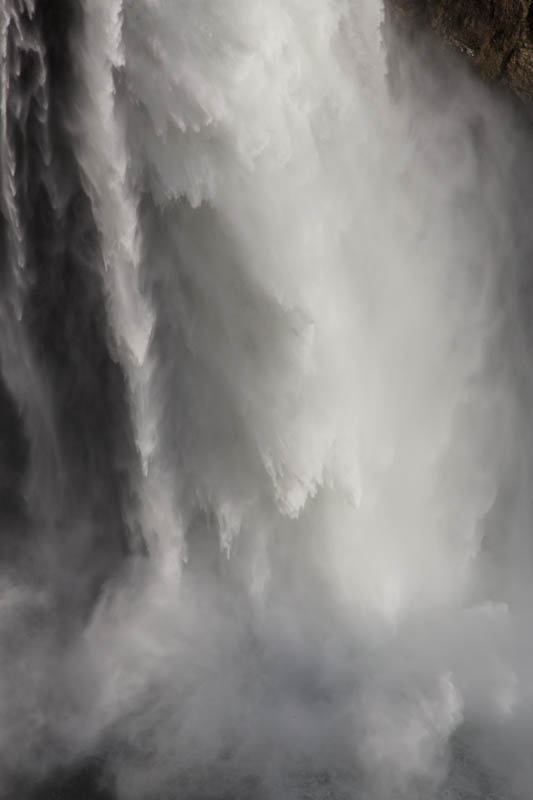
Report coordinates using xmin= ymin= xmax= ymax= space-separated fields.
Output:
xmin=387 ymin=0 xmax=533 ymax=97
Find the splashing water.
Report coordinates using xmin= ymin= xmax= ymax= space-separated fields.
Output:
xmin=2 ymin=1 xmax=533 ymax=798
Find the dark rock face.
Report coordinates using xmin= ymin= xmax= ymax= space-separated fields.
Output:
xmin=0 ymin=0 xmax=138 ymax=609
xmin=387 ymin=0 xmax=533 ymax=97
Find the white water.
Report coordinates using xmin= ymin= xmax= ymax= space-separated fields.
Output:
xmin=3 ymin=1 xmax=533 ymax=798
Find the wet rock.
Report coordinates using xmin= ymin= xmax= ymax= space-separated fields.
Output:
xmin=387 ymin=0 xmax=533 ymax=98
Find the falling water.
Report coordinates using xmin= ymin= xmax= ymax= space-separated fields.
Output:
xmin=2 ymin=1 xmax=533 ymax=798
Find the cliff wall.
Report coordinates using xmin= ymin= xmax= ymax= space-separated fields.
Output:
xmin=387 ymin=0 xmax=533 ymax=97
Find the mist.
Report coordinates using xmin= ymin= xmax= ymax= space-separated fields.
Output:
xmin=2 ymin=1 xmax=533 ymax=798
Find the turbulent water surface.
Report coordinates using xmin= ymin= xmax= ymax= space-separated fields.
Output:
xmin=2 ymin=1 xmax=533 ymax=798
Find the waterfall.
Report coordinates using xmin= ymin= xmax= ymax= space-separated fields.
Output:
xmin=2 ymin=1 xmax=533 ymax=798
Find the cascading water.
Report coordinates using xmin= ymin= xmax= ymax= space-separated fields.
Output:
xmin=2 ymin=1 xmax=533 ymax=798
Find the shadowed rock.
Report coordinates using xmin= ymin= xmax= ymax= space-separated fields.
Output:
xmin=387 ymin=0 xmax=533 ymax=98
